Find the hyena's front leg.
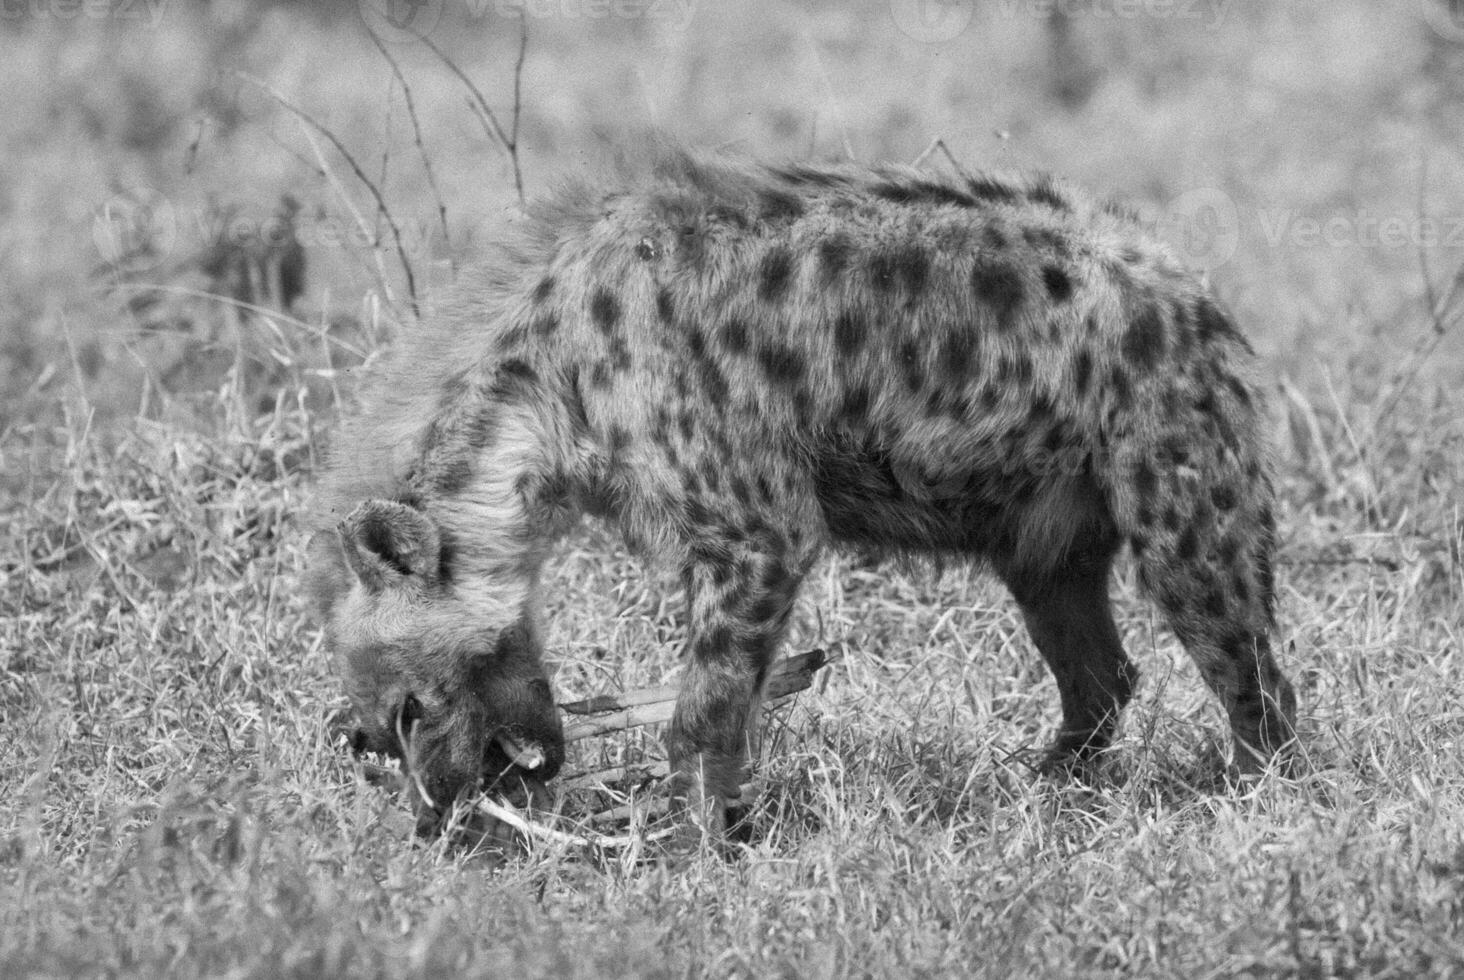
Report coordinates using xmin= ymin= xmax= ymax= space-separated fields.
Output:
xmin=666 ymin=535 xmax=809 ymax=837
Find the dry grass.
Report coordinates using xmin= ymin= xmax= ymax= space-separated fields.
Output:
xmin=4 ymin=1 xmax=1464 ymax=977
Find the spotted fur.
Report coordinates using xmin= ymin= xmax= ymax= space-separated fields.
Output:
xmin=309 ymin=145 xmax=1297 ymax=829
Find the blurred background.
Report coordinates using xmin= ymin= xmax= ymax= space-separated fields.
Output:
xmin=2 ymin=0 xmax=1463 ymax=422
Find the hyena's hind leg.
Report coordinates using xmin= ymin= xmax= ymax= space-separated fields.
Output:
xmin=1112 ymin=440 xmax=1297 ymax=774
xmin=1000 ymin=478 xmax=1140 ymax=771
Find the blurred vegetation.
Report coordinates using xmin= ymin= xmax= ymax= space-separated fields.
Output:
xmin=2 ymin=1 xmax=1463 ymax=976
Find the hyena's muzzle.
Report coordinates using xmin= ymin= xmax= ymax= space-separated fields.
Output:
xmin=351 ymin=677 xmax=565 ymax=829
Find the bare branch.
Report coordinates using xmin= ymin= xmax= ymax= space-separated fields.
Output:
xmin=237 ymin=72 xmax=420 ymax=317
xmin=367 ymin=25 xmax=454 ymax=270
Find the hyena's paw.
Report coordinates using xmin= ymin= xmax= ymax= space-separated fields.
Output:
xmin=1032 ymin=728 xmax=1116 ymax=779
xmin=1228 ymin=736 xmax=1305 ymax=782
xmin=662 ymin=751 xmax=749 ymax=856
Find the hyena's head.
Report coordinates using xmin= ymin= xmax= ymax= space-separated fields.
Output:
xmin=307 ymin=499 xmax=564 ymax=820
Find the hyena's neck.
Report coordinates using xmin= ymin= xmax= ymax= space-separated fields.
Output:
xmin=402 ymin=353 xmax=586 ymax=598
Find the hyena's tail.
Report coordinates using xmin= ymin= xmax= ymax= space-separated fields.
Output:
xmin=1097 ymin=319 xmax=1297 ymax=771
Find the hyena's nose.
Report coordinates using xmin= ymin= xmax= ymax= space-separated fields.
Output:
xmin=349 ymin=728 xmax=370 ymax=756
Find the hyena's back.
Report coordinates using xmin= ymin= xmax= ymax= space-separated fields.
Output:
xmin=350 ymin=147 xmax=1294 ymax=793
xmin=492 ymin=154 xmax=1266 ymax=589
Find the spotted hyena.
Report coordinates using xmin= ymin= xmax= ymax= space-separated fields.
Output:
xmin=308 ymin=145 xmax=1297 ymax=833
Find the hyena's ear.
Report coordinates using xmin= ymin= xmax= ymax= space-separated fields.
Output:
xmin=337 ymin=499 xmax=442 ymax=593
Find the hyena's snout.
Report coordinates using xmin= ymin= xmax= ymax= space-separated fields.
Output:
xmin=404 ymin=681 xmax=566 ymax=819
xmin=479 ymin=678 xmax=566 ymax=788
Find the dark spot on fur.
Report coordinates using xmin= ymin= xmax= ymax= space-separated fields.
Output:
xmin=1177 ymin=525 xmax=1199 ymax=561
xmin=719 ymin=318 xmax=750 ymax=355
xmin=608 ymin=425 xmax=632 ymax=456
xmin=818 ymin=234 xmax=855 ymax=283
xmin=590 ymin=362 xmax=612 ymax=388
xmin=1027 ymin=176 xmax=1072 ymax=212
xmin=756 ymin=342 xmax=805 ymax=388
xmin=707 ymin=204 xmax=751 ymax=229
xmin=609 ymin=337 xmax=632 ymax=371
xmin=998 ymin=354 xmax=1032 ymax=385
xmin=495 ymin=323 xmax=528 ymax=351
xmin=532 ymin=312 xmax=559 ymax=337
xmin=1232 ymin=570 xmax=1250 ymax=603
xmin=868 ymin=246 xmax=929 ymax=297
xmin=972 ymin=259 xmax=1024 ymax=330
xmin=499 ymin=358 xmax=538 ymax=385
xmin=687 ymin=326 xmax=708 ymax=361
xmin=698 ymin=458 xmax=723 ymax=493
xmin=532 ymin=276 xmax=554 ymax=303
xmin=840 ymin=385 xmax=872 ymax=421
xmin=897 ymin=339 xmax=924 ymax=392
xmin=940 ymin=329 xmax=978 ymax=383
xmin=1107 ymin=367 xmax=1132 ymax=410
xmin=834 ymin=311 xmax=865 ymax=358
xmin=1205 ymin=588 xmax=1227 ymax=617
xmin=591 ymin=288 xmax=621 ymax=335
xmin=1123 ymin=303 xmax=1167 ymax=370
xmin=1042 ymin=265 xmax=1074 ymax=302
xmin=433 ymin=457 xmax=474 ymax=496
xmin=966 ymin=176 xmax=1021 ymax=204
xmin=1023 ymin=226 xmax=1069 ymax=255
xmin=872 ymin=179 xmax=978 ymax=209
xmin=1072 ymin=348 xmax=1093 ymax=397
xmin=1211 ymin=483 xmax=1238 ymax=511
xmin=1218 ymin=536 xmax=1240 ymax=564
xmin=1134 ymin=460 xmax=1158 ymax=500
xmin=759 ymin=248 xmax=796 ymax=303
xmin=759 ymin=188 xmax=805 ymax=222
xmin=983 ymin=224 xmax=1008 ymax=250
xmin=656 ymin=288 xmax=676 ymax=324
xmin=1163 ymin=505 xmax=1182 ymax=533
xmin=1226 ymin=375 xmax=1252 ymax=409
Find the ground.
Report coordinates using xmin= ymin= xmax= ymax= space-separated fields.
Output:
xmin=2 ymin=1 xmax=1464 ymax=977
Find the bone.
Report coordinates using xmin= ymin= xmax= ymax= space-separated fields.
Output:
xmin=372 ymin=650 xmax=835 ymax=852
xmin=475 ymin=795 xmax=677 ymax=849
xmin=559 ymin=648 xmax=829 ymax=741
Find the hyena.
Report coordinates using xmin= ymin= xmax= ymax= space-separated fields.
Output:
xmin=308 ymin=145 xmax=1297 ymax=833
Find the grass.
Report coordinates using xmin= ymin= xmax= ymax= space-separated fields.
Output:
xmin=3 ymin=1 xmax=1464 ymax=976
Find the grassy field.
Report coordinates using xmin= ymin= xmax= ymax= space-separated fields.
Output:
xmin=3 ymin=1 xmax=1464 ymax=976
